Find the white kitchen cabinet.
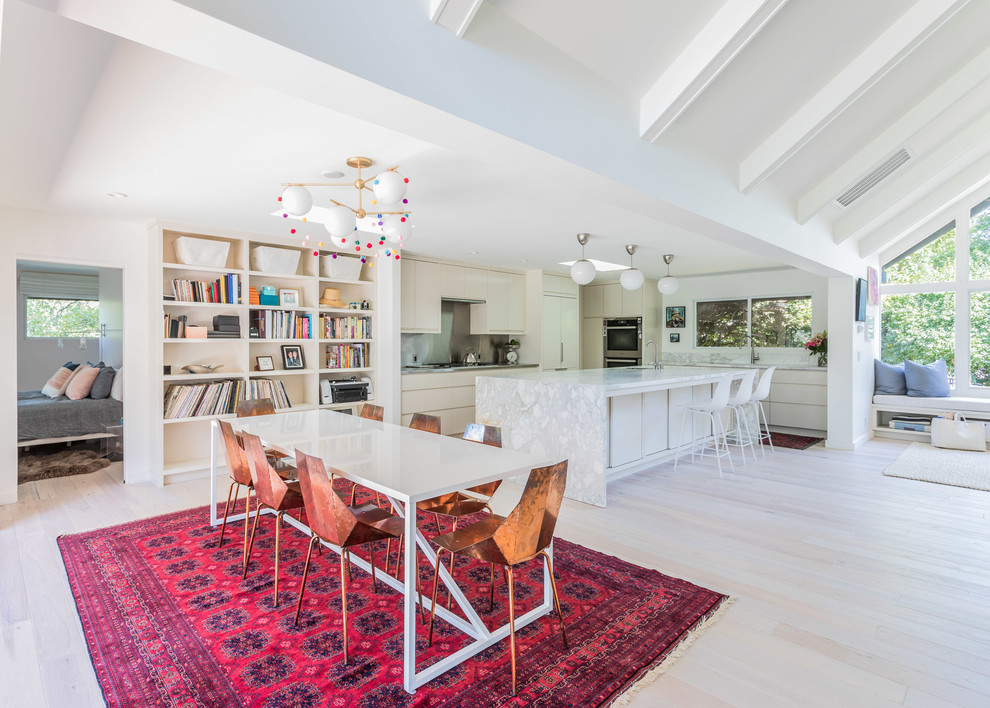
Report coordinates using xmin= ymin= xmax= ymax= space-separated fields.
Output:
xmin=465 ymin=267 xmax=488 ymax=300
xmin=581 ymin=316 xmax=603 ymax=368
xmin=582 ymin=284 xmax=604 ymax=317
xmin=543 ymin=273 xmax=579 ymax=297
xmin=439 ymin=263 xmax=465 ymax=298
xmin=603 ymin=283 xmax=622 ymax=317
xmin=470 ymin=269 xmax=525 ymax=334
xmin=400 ymin=259 xmax=440 ymax=333
xmin=767 ymin=368 xmax=827 ymax=432
xmin=542 ymin=294 xmax=579 ymax=370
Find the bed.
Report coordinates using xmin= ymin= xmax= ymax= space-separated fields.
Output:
xmin=17 ymin=390 xmax=123 ymax=446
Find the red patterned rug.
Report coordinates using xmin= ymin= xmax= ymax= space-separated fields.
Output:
xmin=59 ymin=502 xmax=728 ymax=707
xmin=769 ymin=432 xmax=824 ymax=450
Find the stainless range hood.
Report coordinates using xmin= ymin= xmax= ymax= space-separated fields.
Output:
xmin=441 ymin=296 xmax=486 ymax=304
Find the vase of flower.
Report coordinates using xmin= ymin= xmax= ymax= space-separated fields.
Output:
xmin=805 ymin=331 xmax=827 ymax=368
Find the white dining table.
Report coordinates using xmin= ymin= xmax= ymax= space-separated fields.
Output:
xmin=210 ymin=409 xmax=552 ymax=694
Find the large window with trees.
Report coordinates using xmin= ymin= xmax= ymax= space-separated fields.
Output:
xmin=696 ymin=296 xmax=812 ymax=348
xmin=880 ymin=193 xmax=990 ymax=392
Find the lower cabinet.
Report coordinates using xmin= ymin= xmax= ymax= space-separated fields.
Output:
xmin=400 ymin=367 xmax=538 ymax=435
xmin=766 ymin=369 xmax=827 ymax=432
xmin=607 ymin=390 xmax=670 ymax=468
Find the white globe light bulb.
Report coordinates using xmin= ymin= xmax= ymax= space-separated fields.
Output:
xmin=620 ymin=268 xmax=644 ymax=291
xmin=382 ymin=215 xmax=403 ymax=243
xmin=373 ymin=171 xmax=407 ymax=205
xmin=325 ymin=205 xmax=356 ymax=237
xmin=397 ymin=221 xmax=412 ymax=243
xmin=570 ymin=259 xmax=596 ymax=285
xmin=658 ymin=276 xmax=680 ymax=295
xmin=280 ymin=185 xmax=313 ymax=217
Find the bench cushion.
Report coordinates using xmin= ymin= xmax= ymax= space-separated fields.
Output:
xmin=873 ymin=394 xmax=990 ymax=414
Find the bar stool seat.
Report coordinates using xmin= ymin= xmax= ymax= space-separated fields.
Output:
xmin=675 ymin=373 xmax=735 ymax=476
xmin=725 ymin=369 xmax=758 ymax=464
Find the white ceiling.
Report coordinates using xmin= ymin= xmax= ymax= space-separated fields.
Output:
xmin=2 ymin=0 xmax=990 ymax=279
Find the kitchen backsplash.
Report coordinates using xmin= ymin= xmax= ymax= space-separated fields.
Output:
xmin=401 ymin=301 xmax=518 ymax=366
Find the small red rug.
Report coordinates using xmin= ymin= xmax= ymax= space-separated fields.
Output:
xmin=769 ymin=432 xmax=823 ymax=450
xmin=59 ymin=503 xmax=728 ymax=707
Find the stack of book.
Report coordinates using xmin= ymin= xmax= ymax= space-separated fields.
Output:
xmin=249 ymin=287 xmax=260 ymax=306
xmin=209 ymin=314 xmax=241 ymax=339
xmin=164 ymin=313 xmax=187 ymax=338
xmin=321 ymin=315 xmax=372 ymax=339
xmin=326 ymin=342 xmax=368 ymax=369
xmin=888 ymin=415 xmax=932 ymax=432
xmin=171 ymin=273 xmax=240 ymax=304
xmin=163 ymin=379 xmax=244 ymax=419
xmin=250 ymin=310 xmax=314 ymax=339
xmin=245 ymin=379 xmax=292 ymax=409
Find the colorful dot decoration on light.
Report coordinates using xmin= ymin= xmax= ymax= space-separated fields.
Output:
xmin=400 ymin=217 xmax=406 ymax=222
xmin=360 ymin=257 xmax=367 ymax=264
xmin=312 ymin=250 xmax=319 ymax=256
xmin=302 ymin=217 xmax=307 ymax=222
xmin=318 ymin=242 xmax=323 ymax=247
xmin=277 ymin=196 xmax=282 ymax=202
xmin=402 ymin=199 xmax=408 ymax=204
xmin=282 ymin=213 xmax=288 ymax=218
xmin=404 ymin=178 xmax=409 ymax=183
xmin=290 ymin=228 xmax=296 ymax=234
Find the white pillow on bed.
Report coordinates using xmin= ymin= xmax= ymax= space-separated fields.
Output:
xmin=110 ymin=367 xmax=123 ymax=402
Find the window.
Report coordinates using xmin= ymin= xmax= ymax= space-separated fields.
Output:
xmin=25 ymin=298 xmax=99 ymax=338
xmin=880 ymin=191 xmax=990 ymax=394
xmin=696 ymin=296 xmax=812 ymax=348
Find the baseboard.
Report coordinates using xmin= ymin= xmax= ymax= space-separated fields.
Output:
xmin=0 ymin=489 xmax=18 ymax=506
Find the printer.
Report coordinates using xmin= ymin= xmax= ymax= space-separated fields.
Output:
xmin=321 ymin=378 xmax=370 ymax=404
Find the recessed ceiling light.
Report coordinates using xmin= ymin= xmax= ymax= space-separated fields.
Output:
xmin=559 ymin=258 xmax=628 ymax=272
xmin=520 ymin=259 xmax=528 ymax=263
xmin=106 ymin=192 xmax=128 ymax=198
xmin=467 ymin=250 xmax=479 ymax=255
xmin=321 ymin=170 xmax=345 ymax=179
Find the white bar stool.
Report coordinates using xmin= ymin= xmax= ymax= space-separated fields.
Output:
xmin=675 ymin=373 xmax=735 ymax=476
xmin=748 ymin=366 xmax=776 ymax=455
xmin=726 ymin=369 xmax=758 ymax=463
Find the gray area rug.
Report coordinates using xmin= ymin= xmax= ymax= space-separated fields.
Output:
xmin=18 ymin=444 xmax=111 ymax=484
xmin=883 ymin=442 xmax=990 ymax=491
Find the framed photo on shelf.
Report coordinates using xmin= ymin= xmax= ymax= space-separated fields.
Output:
xmin=669 ymin=333 xmax=680 ymax=343
xmin=281 ymin=344 xmax=305 ymax=370
xmin=279 ymin=289 xmax=300 ymax=308
xmin=665 ymin=306 xmax=686 ymax=328
xmin=255 ymin=355 xmax=275 ymax=371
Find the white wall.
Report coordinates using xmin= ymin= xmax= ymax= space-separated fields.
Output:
xmin=99 ymin=267 xmax=124 ymax=368
xmin=658 ymin=268 xmax=829 ymax=366
xmin=1 ymin=206 xmax=155 ymax=504
xmin=826 ymin=275 xmax=877 ymax=450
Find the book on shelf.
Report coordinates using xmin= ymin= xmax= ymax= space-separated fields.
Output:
xmin=170 ymin=273 xmax=241 ymax=304
xmin=249 ymin=310 xmax=313 ymax=339
xmin=165 ymin=313 xmax=187 ymax=338
xmin=889 ymin=420 xmax=931 ymax=432
xmin=320 ymin=315 xmax=372 ymax=339
xmin=207 ymin=331 xmax=240 ymax=338
xmin=163 ymin=378 xmax=251 ymax=419
xmin=889 ymin=414 xmax=932 ymax=423
xmin=325 ymin=342 xmax=368 ymax=369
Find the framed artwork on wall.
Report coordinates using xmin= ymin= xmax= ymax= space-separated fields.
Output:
xmin=665 ymin=306 xmax=686 ymax=328
xmin=669 ymin=333 xmax=680 ymax=343
xmin=867 ymin=266 xmax=879 ymax=306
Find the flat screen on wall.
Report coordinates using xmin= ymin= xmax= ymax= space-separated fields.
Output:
xmin=855 ymin=277 xmax=867 ymax=322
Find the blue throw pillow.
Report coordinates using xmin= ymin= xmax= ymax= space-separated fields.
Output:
xmin=874 ymin=360 xmax=907 ymax=395
xmin=904 ymin=358 xmax=951 ymax=397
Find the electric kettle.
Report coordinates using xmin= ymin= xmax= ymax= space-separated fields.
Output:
xmin=463 ymin=346 xmax=479 ymax=364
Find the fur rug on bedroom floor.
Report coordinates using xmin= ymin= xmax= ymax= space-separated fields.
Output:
xmin=18 ymin=442 xmax=111 ymax=484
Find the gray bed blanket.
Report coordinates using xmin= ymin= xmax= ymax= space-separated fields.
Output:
xmin=17 ymin=390 xmax=123 ymax=442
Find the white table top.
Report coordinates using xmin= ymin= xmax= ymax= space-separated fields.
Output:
xmin=231 ymin=409 xmax=548 ymax=504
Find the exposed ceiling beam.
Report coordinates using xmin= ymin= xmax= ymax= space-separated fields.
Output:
xmin=430 ymin=0 xmax=484 ymax=39
xmin=836 ymin=106 xmax=990 ymax=244
xmin=799 ymin=45 xmax=990 ymax=226
xmin=858 ymin=152 xmax=990 ymax=257
xmin=739 ymin=0 xmax=971 ymax=194
xmin=639 ymin=0 xmax=789 ymax=143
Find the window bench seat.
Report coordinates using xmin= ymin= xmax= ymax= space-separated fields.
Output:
xmin=872 ymin=394 xmax=990 ymax=441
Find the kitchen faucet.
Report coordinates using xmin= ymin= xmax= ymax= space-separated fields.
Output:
xmin=645 ymin=339 xmax=660 ymax=370
xmin=741 ymin=334 xmax=760 ymax=365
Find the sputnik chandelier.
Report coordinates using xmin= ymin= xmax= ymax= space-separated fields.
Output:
xmin=277 ymin=156 xmax=411 ymax=264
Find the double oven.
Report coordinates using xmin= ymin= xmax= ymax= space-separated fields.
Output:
xmin=602 ymin=317 xmax=642 ymax=367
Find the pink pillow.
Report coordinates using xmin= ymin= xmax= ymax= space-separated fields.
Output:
xmin=41 ymin=366 xmax=80 ymax=398
xmin=65 ymin=365 xmax=101 ymax=400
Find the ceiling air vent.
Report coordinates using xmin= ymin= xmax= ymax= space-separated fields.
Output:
xmin=834 ymin=147 xmax=914 ymax=208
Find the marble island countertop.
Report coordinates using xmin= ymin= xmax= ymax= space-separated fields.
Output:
xmin=401 ymin=363 xmax=539 ymax=374
xmin=668 ymin=362 xmax=827 ymax=371
xmin=482 ymin=365 xmax=749 ymax=393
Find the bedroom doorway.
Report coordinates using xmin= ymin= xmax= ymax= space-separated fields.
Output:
xmin=16 ymin=261 xmax=124 ymax=485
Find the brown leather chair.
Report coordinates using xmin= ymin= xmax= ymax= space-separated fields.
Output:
xmin=409 ymin=412 xmax=441 ymax=434
xmin=359 ymin=403 xmax=384 ymax=421
xmin=428 ymin=461 xmax=569 ymax=696
xmin=293 ymin=449 xmax=419 ymax=661
xmin=216 ymin=421 xmax=254 ymax=568
xmin=240 ymin=432 xmax=306 ymax=607
xmin=237 ymin=398 xmax=293 ymax=473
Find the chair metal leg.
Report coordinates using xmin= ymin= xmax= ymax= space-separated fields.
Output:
xmin=294 ymin=535 xmax=319 ymax=625
xmin=242 ymin=487 xmax=252 ymax=571
xmin=428 ymin=549 xmax=444 ymax=646
xmin=218 ymin=481 xmax=237 ymax=548
xmin=243 ymin=498 xmax=264 ymax=578
xmin=446 ymin=518 xmax=458 ymax=610
xmin=340 ymin=550 xmax=350 ymax=664
xmin=369 ymin=541 xmax=378 ymax=593
xmin=507 ymin=566 xmax=518 ymax=696
xmin=434 ymin=513 xmax=442 ymax=536
xmin=489 ymin=562 xmax=496 ymax=610
xmin=274 ymin=511 xmax=285 ymax=607
xmin=539 ymin=550 xmax=568 ymax=648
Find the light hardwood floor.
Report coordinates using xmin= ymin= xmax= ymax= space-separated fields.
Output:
xmin=3 ymin=438 xmax=989 ymax=707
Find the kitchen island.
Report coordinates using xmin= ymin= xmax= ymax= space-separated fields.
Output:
xmin=476 ymin=366 xmax=745 ymax=507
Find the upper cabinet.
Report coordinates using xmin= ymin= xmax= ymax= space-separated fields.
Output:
xmin=470 ymin=269 xmax=525 ymax=334
xmin=543 ymin=273 xmax=578 ymax=297
xmin=582 ymin=282 xmax=655 ymax=319
xmin=400 ymin=258 xmax=441 ymax=333
xmin=440 ymin=263 xmax=489 ymax=301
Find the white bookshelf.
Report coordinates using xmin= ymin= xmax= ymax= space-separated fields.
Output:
xmin=158 ymin=229 xmax=379 ymax=484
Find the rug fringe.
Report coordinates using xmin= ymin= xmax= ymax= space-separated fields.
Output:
xmin=609 ymin=596 xmax=734 ymax=708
